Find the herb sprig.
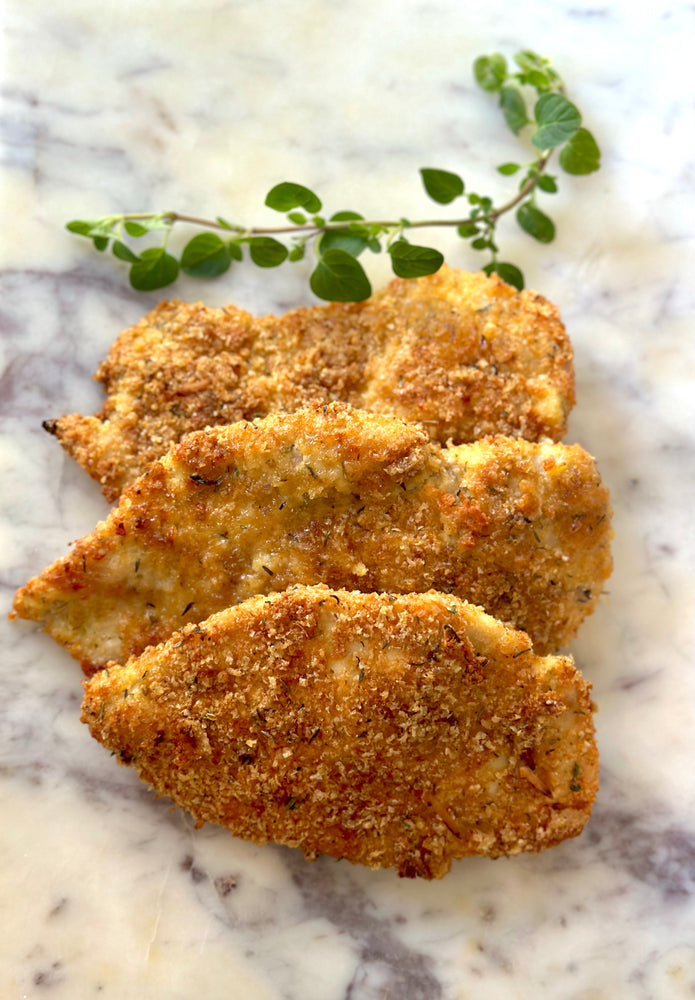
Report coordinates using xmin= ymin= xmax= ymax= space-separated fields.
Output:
xmin=66 ymin=49 xmax=600 ymax=302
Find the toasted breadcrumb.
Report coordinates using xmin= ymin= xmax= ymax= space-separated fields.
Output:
xmin=81 ymin=586 xmax=598 ymax=879
xmin=13 ymin=403 xmax=612 ymax=671
xmin=45 ymin=266 xmax=574 ymax=500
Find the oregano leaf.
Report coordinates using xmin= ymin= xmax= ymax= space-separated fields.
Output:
xmin=72 ymin=220 xmax=114 ymax=239
xmin=473 ymin=53 xmax=507 ymax=91
xmin=66 ymin=220 xmax=94 ymax=236
xmin=129 ymin=248 xmax=180 ymax=291
xmin=388 ymin=240 xmax=444 ymax=278
xmin=228 ymin=241 xmax=243 ymax=261
xmin=531 ymin=93 xmax=581 ymax=149
xmin=112 ymin=240 xmax=140 ymax=264
xmin=536 ymin=174 xmax=558 ymax=193
xmin=517 ymin=202 xmax=556 ymax=243
xmin=484 ymin=260 xmax=524 ymax=290
xmin=513 ymin=50 xmax=544 ymax=74
xmin=310 ymin=249 xmax=371 ymax=302
xmin=514 ymin=50 xmax=560 ymax=88
xmin=420 ymin=168 xmax=465 ymax=205
xmin=181 ymin=233 xmax=232 ymax=278
xmin=319 ymin=228 xmax=369 ymax=257
xmin=497 ymin=162 xmax=521 ymax=176
xmin=559 ymin=127 xmax=601 ymax=175
xmin=330 ymin=210 xmax=365 ymax=222
xmin=525 ymin=70 xmax=551 ymax=90
xmin=125 ymin=216 xmax=172 ymax=235
xmin=457 ymin=222 xmax=479 ymax=238
xmin=499 ymin=86 xmax=529 ymax=134
xmin=247 ymin=236 xmax=289 ymax=267
xmin=92 ymin=236 xmax=109 ymax=252
xmin=265 ymin=182 xmax=322 ymax=214
xmin=124 ymin=220 xmax=149 ymax=237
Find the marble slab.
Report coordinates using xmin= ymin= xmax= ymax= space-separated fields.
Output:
xmin=1 ymin=1 xmax=694 ymax=997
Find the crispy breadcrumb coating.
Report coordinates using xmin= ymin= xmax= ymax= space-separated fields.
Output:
xmin=13 ymin=403 xmax=612 ymax=671
xmin=44 ymin=266 xmax=574 ymax=500
xmin=81 ymin=586 xmax=599 ymax=879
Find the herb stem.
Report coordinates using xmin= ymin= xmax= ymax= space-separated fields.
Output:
xmin=66 ymin=48 xmax=600 ymax=301
xmin=144 ymin=155 xmax=550 ymax=242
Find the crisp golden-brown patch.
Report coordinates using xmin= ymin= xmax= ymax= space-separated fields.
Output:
xmin=81 ymin=586 xmax=599 ymax=878
xmin=13 ymin=403 xmax=612 ymax=671
xmin=45 ymin=266 xmax=574 ymax=500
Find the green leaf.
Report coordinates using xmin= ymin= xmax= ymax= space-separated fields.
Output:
xmin=420 ymin=168 xmax=464 ymax=205
xmin=67 ymin=218 xmax=114 ymax=240
xmin=330 ymin=210 xmax=365 ymax=222
xmin=484 ymin=261 xmax=524 ymax=290
xmin=499 ymin=86 xmax=529 ymax=134
xmin=524 ymin=69 xmax=551 ymax=90
xmin=310 ymin=249 xmax=371 ymax=302
xmin=123 ymin=216 xmax=172 ymax=236
xmin=388 ymin=240 xmax=444 ymax=279
xmin=247 ymin=236 xmax=289 ymax=268
xmin=514 ymin=50 xmax=550 ymax=74
xmin=497 ymin=162 xmax=521 ymax=176
xmin=112 ymin=240 xmax=140 ymax=264
xmin=471 ymin=237 xmax=490 ymax=251
xmin=288 ymin=246 xmax=305 ymax=262
xmin=66 ymin=220 xmax=94 ymax=236
xmin=180 ymin=233 xmax=232 ymax=278
xmin=473 ymin=53 xmax=507 ymax=91
xmin=514 ymin=50 xmax=559 ymax=87
xmin=513 ymin=52 xmax=552 ymax=91
xmin=288 ymin=211 xmax=307 ymax=224
xmin=332 ymin=211 xmax=371 ymax=236
xmin=265 ymin=182 xmax=322 ymax=214
xmin=537 ymin=174 xmax=558 ymax=193
xmin=129 ymin=248 xmax=180 ymax=291
xmin=517 ymin=202 xmax=556 ymax=243
xmin=559 ymin=127 xmax=601 ymax=175
xmin=228 ymin=241 xmax=243 ymax=261
xmin=92 ymin=236 xmax=109 ymax=252
xmin=124 ymin=220 xmax=149 ymax=237
xmin=319 ymin=228 xmax=369 ymax=257
xmin=513 ymin=50 xmax=542 ymax=73
xmin=457 ymin=222 xmax=479 ymax=238
xmin=531 ymin=93 xmax=581 ymax=149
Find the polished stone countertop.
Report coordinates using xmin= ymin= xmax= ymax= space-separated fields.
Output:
xmin=1 ymin=1 xmax=694 ymax=998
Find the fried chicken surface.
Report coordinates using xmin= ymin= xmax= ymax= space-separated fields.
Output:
xmin=13 ymin=404 xmax=612 ymax=671
xmin=81 ymin=586 xmax=598 ymax=878
xmin=45 ymin=266 xmax=574 ymax=500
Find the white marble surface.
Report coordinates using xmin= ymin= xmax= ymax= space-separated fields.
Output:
xmin=1 ymin=1 xmax=694 ymax=997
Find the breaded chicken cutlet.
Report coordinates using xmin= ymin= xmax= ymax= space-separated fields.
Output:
xmin=81 ymin=586 xmax=599 ymax=879
xmin=13 ymin=403 xmax=612 ymax=671
xmin=44 ymin=266 xmax=574 ymax=500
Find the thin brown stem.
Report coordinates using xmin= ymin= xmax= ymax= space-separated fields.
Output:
xmin=149 ymin=151 xmax=553 ymax=240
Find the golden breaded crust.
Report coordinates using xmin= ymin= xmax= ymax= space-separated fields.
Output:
xmin=45 ymin=266 xmax=574 ymax=500
xmin=81 ymin=586 xmax=599 ymax=878
xmin=13 ymin=403 xmax=612 ymax=671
